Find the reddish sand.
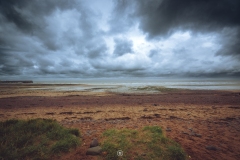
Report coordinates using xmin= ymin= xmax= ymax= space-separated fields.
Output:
xmin=0 ymin=84 xmax=240 ymax=160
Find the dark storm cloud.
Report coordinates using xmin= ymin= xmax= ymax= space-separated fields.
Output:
xmin=134 ymin=0 xmax=240 ymax=36
xmin=112 ymin=0 xmax=240 ymax=58
xmin=0 ymin=0 xmax=34 ymax=33
xmin=0 ymin=49 xmax=34 ymax=75
xmin=113 ymin=38 xmax=133 ymax=56
xmin=108 ymin=0 xmax=136 ymax=33
xmin=0 ymin=0 xmax=75 ymax=34
xmin=216 ymin=28 xmax=240 ymax=58
xmin=90 ymin=61 xmax=147 ymax=77
xmin=0 ymin=0 xmax=106 ymax=77
xmin=143 ymin=0 xmax=240 ymax=58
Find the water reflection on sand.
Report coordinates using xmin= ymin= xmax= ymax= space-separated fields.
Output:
xmin=32 ymin=78 xmax=240 ymax=93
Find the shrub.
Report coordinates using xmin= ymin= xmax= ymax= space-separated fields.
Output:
xmin=0 ymin=118 xmax=81 ymax=159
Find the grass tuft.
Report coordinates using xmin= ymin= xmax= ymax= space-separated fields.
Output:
xmin=100 ymin=126 xmax=187 ymax=160
xmin=0 ymin=118 xmax=81 ymax=160
xmin=143 ymin=125 xmax=163 ymax=134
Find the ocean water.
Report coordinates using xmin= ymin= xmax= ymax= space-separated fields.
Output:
xmin=33 ymin=78 xmax=240 ymax=92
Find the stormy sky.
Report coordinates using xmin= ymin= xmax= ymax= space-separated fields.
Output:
xmin=0 ymin=0 xmax=240 ymax=79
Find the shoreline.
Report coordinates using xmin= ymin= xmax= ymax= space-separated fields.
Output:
xmin=0 ymin=83 xmax=240 ymax=99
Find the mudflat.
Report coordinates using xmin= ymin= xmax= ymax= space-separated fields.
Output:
xmin=0 ymin=84 xmax=240 ymax=160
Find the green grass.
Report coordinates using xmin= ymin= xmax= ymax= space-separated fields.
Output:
xmin=0 ymin=118 xmax=81 ymax=160
xmin=100 ymin=126 xmax=187 ymax=160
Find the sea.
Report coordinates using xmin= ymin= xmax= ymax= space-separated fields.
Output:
xmin=32 ymin=77 xmax=240 ymax=92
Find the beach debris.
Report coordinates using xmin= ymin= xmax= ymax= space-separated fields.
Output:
xmin=205 ymin=145 xmax=218 ymax=151
xmin=90 ymin=138 xmax=99 ymax=148
xmin=86 ymin=146 xmax=102 ymax=155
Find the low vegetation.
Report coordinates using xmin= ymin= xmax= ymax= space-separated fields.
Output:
xmin=132 ymin=86 xmax=180 ymax=92
xmin=0 ymin=118 xmax=81 ymax=160
xmin=100 ymin=126 xmax=186 ymax=160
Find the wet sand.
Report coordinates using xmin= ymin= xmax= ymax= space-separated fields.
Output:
xmin=0 ymin=84 xmax=240 ymax=160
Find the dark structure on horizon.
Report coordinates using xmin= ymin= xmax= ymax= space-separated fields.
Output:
xmin=0 ymin=80 xmax=33 ymax=83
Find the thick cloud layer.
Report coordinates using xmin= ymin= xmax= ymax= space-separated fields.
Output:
xmin=0 ymin=0 xmax=240 ymax=79
xmin=135 ymin=0 xmax=240 ymax=36
xmin=139 ymin=0 xmax=240 ymax=58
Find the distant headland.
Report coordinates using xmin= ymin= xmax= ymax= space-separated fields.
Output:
xmin=0 ymin=80 xmax=33 ymax=83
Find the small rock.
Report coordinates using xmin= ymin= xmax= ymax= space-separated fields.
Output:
xmin=90 ymin=138 xmax=99 ymax=148
xmin=86 ymin=146 xmax=102 ymax=155
xmin=143 ymin=108 xmax=148 ymax=111
xmin=206 ymin=146 xmax=217 ymax=151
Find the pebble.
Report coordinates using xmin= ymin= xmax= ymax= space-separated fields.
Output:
xmin=86 ymin=146 xmax=102 ymax=155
